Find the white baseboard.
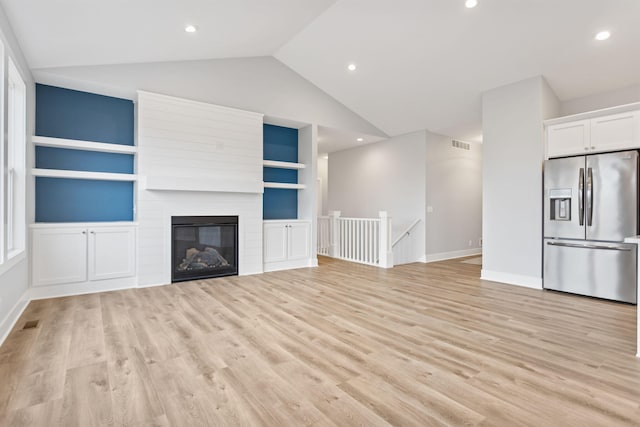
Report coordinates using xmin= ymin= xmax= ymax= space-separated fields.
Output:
xmin=481 ymin=269 xmax=543 ymax=289
xmin=423 ymin=248 xmax=482 ymax=263
xmin=0 ymin=293 xmax=30 ymax=346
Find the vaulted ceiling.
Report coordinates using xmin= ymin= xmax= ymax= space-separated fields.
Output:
xmin=2 ymin=0 xmax=639 ymax=145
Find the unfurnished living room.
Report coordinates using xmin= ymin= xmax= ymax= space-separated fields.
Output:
xmin=0 ymin=1 xmax=639 ymax=426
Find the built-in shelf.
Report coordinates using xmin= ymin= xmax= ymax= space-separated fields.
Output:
xmin=33 ymin=135 xmax=137 ymax=154
xmin=32 ymin=168 xmax=138 ymax=182
xmin=262 ymin=160 xmax=305 ymax=170
xmin=263 ymin=182 xmax=306 ymax=190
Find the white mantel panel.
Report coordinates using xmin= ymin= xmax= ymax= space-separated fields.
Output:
xmin=137 ymin=91 xmax=263 ymax=192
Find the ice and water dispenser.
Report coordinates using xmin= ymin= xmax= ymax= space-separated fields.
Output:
xmin=549 ymin=189 xmax=572 ymax=221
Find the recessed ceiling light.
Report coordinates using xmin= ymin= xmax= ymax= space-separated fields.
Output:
xmin=347 ymin=63 xmax=357 ymax=72
xmin=185 ymin=25 xmax=197 ymax=33
xmin=465 ymin=0 xmax=478 ymax=8
xmin=356 ymin=137 xmax=364 ymax=142
xmin=595 ymin=30 xmax=610 ymax=41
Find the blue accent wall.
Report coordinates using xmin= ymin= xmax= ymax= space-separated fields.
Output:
xmin=36 ymin=178 xmax=134 ymax=222
xmin=263 ymin=167 xmax=297 ymax=184
xmin=36 ymin=147 xmax=134 ymax=174
xmin=263 ymin=188 xmax=298 ymax=220
xmin=263 ymin=124 xmax=299 ymax=219
xmin=36 ymin=84 xmax=134 ymax=145
xmin=263 ymin=124 xmax=298 ymax=162
xmin=35 ymin=85 xmax=135 ymax=223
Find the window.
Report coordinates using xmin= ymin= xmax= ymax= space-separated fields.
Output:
xmin=7 ymin=57 xmax=25 ymax=259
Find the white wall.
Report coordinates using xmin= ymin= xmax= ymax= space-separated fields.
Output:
xmin=317 ymin=156 xmax=328 ymax=216
xmin=482 ymin=76 xmax=559 ymax=288
xmin=0 ymin=4 xmax=34 ymax=343
xmin=425 ymin=133 xmax=483 ymax=261
xmin=560 ymin=83 xmax=640 ymax=117
xmin=328 ymin=131 xmax=427 ymax=265
xmin=32 ymin=56 xmax=386 ymax=138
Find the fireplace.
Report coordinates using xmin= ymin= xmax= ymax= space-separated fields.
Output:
xmin=171 ymin=216 xmax=238 ymax=282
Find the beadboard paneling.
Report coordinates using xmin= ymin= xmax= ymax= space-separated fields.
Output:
xmin=136 ymin=92 xmax=264 ymax=285
xmin=137 ymin=91 xmax=263 ymax=192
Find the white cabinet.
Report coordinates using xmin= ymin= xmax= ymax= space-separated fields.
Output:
xmin=547 ymin=120 xmax=591 ymax=158
xmin=263 ymin=220 xmax=311 ymax=272
xmin=32 ymin=227 xmax=88 ymax=287
xmin=32 ymin=224 xmax=136 ymax=288
xmin=547 ymin=110 xmax=640 ymax=158
xmin=590 ymin=111 xmax=639 ymax=153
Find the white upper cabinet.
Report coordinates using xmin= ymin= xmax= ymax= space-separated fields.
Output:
xmin=590 ymin=111 xmax=639 ymax=153
xmin=547 ymin=120 xmax=591 ymax=158
xmin=546 ymin=107 xmax=640 ymax=158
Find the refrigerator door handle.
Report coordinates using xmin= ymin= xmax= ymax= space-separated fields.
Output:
xmin=546 ymin=241 xmax=632 ymax=251
xmin=586 ymin=167 xmax=593 ymax=226
xmin=578 ymin=168 xmax=584 ymax=226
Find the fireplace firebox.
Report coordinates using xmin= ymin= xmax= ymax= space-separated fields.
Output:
xmin=171 ymin=216 xmax=238 ymax=282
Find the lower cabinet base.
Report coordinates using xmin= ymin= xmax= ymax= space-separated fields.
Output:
xmin=27 ymin=276 xmax=138 ymax=300
xmin=264 ymin=257 xmax=317 ymax=273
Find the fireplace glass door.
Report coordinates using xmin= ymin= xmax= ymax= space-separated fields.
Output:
xmin=171 ymin=216 xmax=238 ymax=282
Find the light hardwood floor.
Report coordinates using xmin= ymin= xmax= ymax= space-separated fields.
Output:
xmin=0 ymin=256 xmax=639 ymax=426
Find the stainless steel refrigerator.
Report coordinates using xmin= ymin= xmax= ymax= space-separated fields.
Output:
xmin=543 ymin=150 xmax=638 ymax=303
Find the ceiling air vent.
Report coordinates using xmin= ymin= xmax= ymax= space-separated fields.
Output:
xmin=452 ymin=140 xmax=470 ymax=150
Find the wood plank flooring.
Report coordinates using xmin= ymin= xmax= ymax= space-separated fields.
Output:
xmin=0 ymin=256 xmax=639 ymax=426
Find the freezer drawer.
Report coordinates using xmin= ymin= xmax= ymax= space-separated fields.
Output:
xmin=543 ymin=239 xmax=637 ymax=303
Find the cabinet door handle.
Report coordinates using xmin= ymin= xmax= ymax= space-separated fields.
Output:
xmin=82 ymin=231 xmax=86 ymax=234
xmin=90 ymin=231 xmax=95 ymax=234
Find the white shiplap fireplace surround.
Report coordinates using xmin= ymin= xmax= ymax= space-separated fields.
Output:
xmin=136 ymin=91 xmax=265 ymax=286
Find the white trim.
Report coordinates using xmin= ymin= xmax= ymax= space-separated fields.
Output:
xmin=480 ymin=269 xmax=543 ymax=289
xmin=262 ymin=160 xmax=305 ymax=170
xmin=33 ymin=135 xmax=137 ymax=154
xmin=0 ymin=293 xmax=29 ymax=346
xmin=32 ymin=168 xmax=138 ymax=181
xmin=423 ymin=248 xmax=482 ymax=263
xmin=263 ymin=182 xmax=306 ymax=190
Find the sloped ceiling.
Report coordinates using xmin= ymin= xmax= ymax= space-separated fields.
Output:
xmin=2 ymin=0 xmax=639 ymax=146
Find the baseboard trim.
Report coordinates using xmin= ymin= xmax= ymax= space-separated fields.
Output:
xmin=0 ymin=293 xmax=30 ymax=346
xmin=481 ymin=269 xmax=543 ymax=289
xmin=423 ymin=248 xmax=482 ymax=263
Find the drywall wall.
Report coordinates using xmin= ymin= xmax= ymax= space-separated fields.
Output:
xmin=327 ymin=131 xmax=426 ymax=265
xmin=560 ymin=84 xmax=640 ymax=117
xmin=425 ymin=133 xmax=483 ymax=261
xmin=482 ymin=76 xmax=559 ymax=288
xmin=32 ymin=56 xmax=387 ymax=138
xmin=0 ymin=4 xmax=35 ymax=342
xmin=317 ymin=156 xmax=328 ymax=216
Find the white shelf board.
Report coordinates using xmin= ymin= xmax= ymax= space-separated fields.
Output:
xmin=33 ymin=135 xmax=137 ymax=154
xmin=30 ymin=222 xmax=138 ymax=229
xmin=143 ymin=175 xmax=263 ymax=193
xmin=32 ymin=168 xmax=138 ymax=182
xmin=263 ymin=160 xmax=305 ymax=170
xmin=263 ymin=182 xmax=306 ymax=190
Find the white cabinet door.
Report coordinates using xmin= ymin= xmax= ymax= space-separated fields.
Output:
xmin=264 ymin=223 xmax=287 ymax=263
xmin=288 ymin=222 xmax=310 ymax=260
xmin=547 ymin=120 xmax=590 ymax=158
xmin=590 ymin=111 xmax=639 ymax=153
xmin=87 ymin=227 xmax=136 ymax=281
xmin=32 ymin=228 xmax=87 ymax=287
